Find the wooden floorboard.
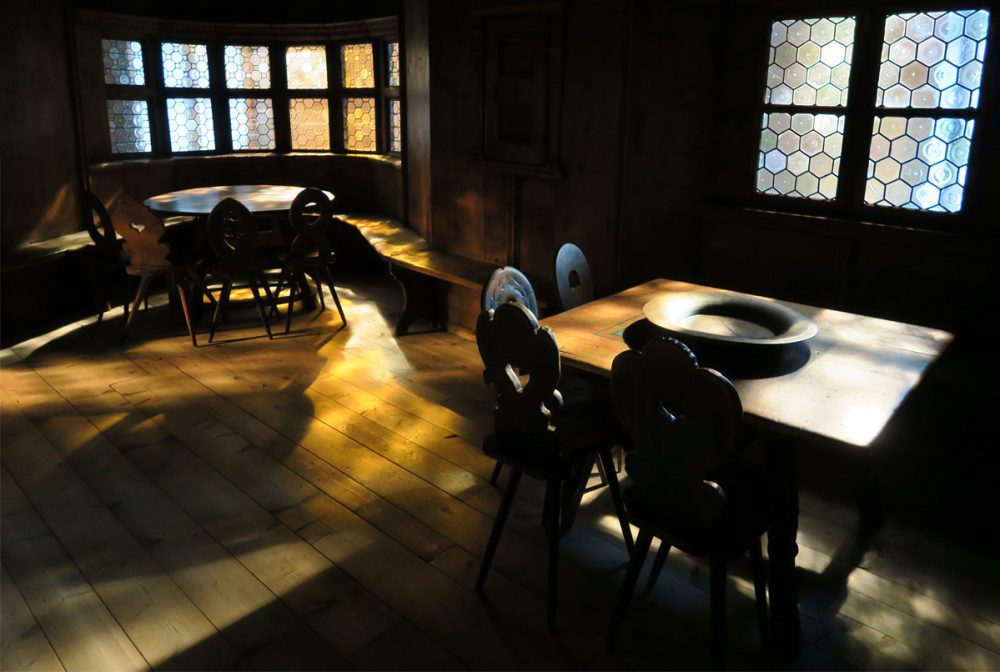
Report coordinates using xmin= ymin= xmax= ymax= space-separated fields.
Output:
xmin=2 ymin=276 xmax=998 ymax=670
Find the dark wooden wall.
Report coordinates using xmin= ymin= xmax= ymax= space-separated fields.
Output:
xmin=0 ymin=0 xmax=82 ymax=253
xmin=414 ymin=0 xmax=998 ymax=332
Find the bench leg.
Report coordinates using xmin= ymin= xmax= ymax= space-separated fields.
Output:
xmin=389 ymin=263 xmax=446 ymax=337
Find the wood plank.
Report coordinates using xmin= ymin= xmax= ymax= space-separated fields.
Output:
xmin=0 ymin=398 xmax=237 ymax=670
xmin=1 ymin=467 xmax=150 ymax=672
xmin=10 ymin=367 xmax=352 ymax=671
xmin=1 ymin=564 xmax=65 ymax=672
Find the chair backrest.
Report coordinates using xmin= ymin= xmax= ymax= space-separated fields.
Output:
xmin=611 ymin=337 xmax=743 ymax=523
xmin=288 ymin=187 xmax=332 ymax=258
xmin=553 ymin=243 xmax=593 ymax=311
xmin=477 ymin=302 xmax=562 ymax=442
xmin=207 ymin=198 xmax=259 ymax=270
xmin=110 ymin=196 xmax=170 ymax=269
xmin=82 ymin=191 xmax=117 ymax=254
xmin=482 ymin=266 xmax=539 ymax=318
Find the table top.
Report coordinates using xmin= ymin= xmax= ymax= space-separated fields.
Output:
xmin=540 ymin=278 xmax=954 ymax=449
xmin=143 ymin=185 xmax=335 ymax=215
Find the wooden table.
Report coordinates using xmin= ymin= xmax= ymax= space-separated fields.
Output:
xmin=143 ymin=184 xmax=334 ymax=216
xmin=540 ymin=278 xmax=953 ymax=657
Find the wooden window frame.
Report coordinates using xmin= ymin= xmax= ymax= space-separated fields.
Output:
xmin=747 ymin=2 xmax=994 ymax=231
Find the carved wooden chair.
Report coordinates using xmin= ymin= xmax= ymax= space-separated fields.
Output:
xmin=83 ymin=191 xmax=130 ymax=324
xmin=607 ymin=337 xmax=778 ymax=667
xmin=481 ymin=267 xmax=539 ymax=484
xmin=475 ymin=302 xmax=633 ymax=631
xmin=205 ymin=198 xmax=275 ymax=342
xmin=271 ymin=188 xmax=347 ymax=333
xmin=110 ymin=196 xmax=207 ymax=346
xmin=553 ymin=243 xmax=593 ymax=312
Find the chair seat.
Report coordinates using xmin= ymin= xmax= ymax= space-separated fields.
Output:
xmin=625 ymin=457 xmax=782 ymax=558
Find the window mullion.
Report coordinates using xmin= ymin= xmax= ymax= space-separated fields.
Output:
xmin=330 ymin=41 xmax=345 ymax=153
xmin=209 ymin=42 xmax=231 ymax=154
xmin=838 ymin=10 xmax=883 ymax=209
xmin=272 ymin=41 xmax=292 ymax=153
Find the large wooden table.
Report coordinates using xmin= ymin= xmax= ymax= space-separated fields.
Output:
xmin=541 ymin=278 xmax=953 ymax=449
xmin=540 ymin=278 xmax=953 ymax=657
xmin=144 ymin=184 xmax=334 ymax=216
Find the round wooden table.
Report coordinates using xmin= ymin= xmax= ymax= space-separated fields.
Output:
xmin=143 ymin=184 xmax=335 ymax=216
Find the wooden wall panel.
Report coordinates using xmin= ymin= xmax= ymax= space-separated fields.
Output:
xmin=403 ymin=0 xmax=433 ymax=238
xmin=0 ymin=0 xmax=83 ymax=253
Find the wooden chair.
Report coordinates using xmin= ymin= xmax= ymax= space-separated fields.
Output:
xmin=481 ymin=267 xmax=538 ymax=484
xmin=272 ymin=188 xmax=347 ymax=333
xmin=82 ymin=191 xmax=131 ymax=324
xmin=553 ymin=243 xmax=593 ymax=311
xmin=205 ymin=198 xmax=275 ymax=342
xmin=475 ymin=302 xmax=633 ymax=631
xmin=109 ymin=196 xmax=205 ymax=346
xmin=606 ymin=337 xmax=777 ymax=667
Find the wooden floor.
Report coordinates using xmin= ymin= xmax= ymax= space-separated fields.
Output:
xmin=2 ymin=276 xmax=999 ymax=671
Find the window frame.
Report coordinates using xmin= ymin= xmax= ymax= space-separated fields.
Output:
xmin=747 ymin=2 xmax=994 ymax=231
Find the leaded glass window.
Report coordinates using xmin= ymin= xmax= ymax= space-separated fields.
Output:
xmin=102 ymin=39 xmax=145 ymax=85
xmin=229 ymin=98 xmax=275 ymax=150
xmin=225 ymin=45 xmax=271 ymax=89
xmin=286 ymin=46 xmax=328 ymax=89
xmin=166 ymin=97 xmax=215 ymax=152
xmin=344 ymin=98 xmax=376 ymax=151
xmin=756 ymin=8 xmax=990 ymax=217
xmin=107 ymin=100 xmax=152 ymax=153
xmin=389 ymin=99 xmax=402 ymax=153
xmin=161 ymin=42 xmax=210 ymax=88
xmin=865 ymin=9 xmax=990 ymax=213
xmin=388 ymin=42 xmax=401 ymax=87
xmin=290 ymin=98 xmax=331 ymax=150
xmin=342 ymin=43 xmax=375 ymax=88
xmin=758 ymin=17 xmax=855 ymax=200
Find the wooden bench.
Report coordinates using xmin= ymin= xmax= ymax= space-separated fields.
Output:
xmin=336 ymin=213 xmax=498 ymax=336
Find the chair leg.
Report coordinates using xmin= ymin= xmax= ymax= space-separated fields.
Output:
xmin=750 ymin=537 xmax=770 ymax=647
xmin=308 ymin=269 xmax=326 ymax=310
xmin=546 ymin=478 xmax=562 ymax=632
xmin=476 ymin=467 xmax=522 ymax=595
xmin=607 ymin=527 xmax=653 ymax=649
xmin=271 ymin=268 xmax=288 ymax=317
xmin=174 ymin=279 xmax=197 ymax=347
xmin=710 ymin=554 xmax=728 ymax=670
xmin=488 ymin=460 xmax=503 ymax=485
xmin=209 ymin=279 xmax=233 ymax=342
xmin=322 ymin=265 xmax=347 ymax=325
xmin=125 ymin=274 xmax=153 ymax=331
xmin=248 ymin=277 xmax=273 ymax=340
xmin=644 ymin=543 xmax=671 ymax=595
xmin=599 ymin=448 xmax=633 ymax=554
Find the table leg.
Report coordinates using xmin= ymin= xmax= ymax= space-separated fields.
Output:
xmin=766 ymin=435 xmax=801 ymax=662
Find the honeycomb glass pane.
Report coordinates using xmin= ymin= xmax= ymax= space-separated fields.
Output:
xmin=342 ymin=43 xmax=375 ymax=88
xmin=106 ymin=99 xmax=152 ymax=153
xmin=161 ymin=42 xmax=210 ymax=88
xmin=344 ymin=97 xmax=376 ymax=152
xmin=289 ymin=98 xmax=330 ymax=150
xmin=102 ymin=39 xmax=145 ymax=86
xmin=756 ymin=112 xmax=845 ymax=200
xmin=286 ymin=46 xmax=328 ymax=89
xmin=166 ymin=97 xmax=215 ymax=152
xmin=765 ymin=17 xmax=855 ymax=106
xmin=389 ymin=98 xmax=401 ymax=152
xmin=229 ymin=98 xmax=274 ymax=150
xmin=877 ymin=9 xmax=991 ymax=108
xmin=866 ymin=116 xmax=974 ymax=212
xmin=388 ymin=41 xmax=401 ymax=87
xmin=225 ymin=45 xmax=271 ymax=89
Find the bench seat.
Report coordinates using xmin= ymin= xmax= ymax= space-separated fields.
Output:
xmin=337 ymin=213 xmax=497 ymax=334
